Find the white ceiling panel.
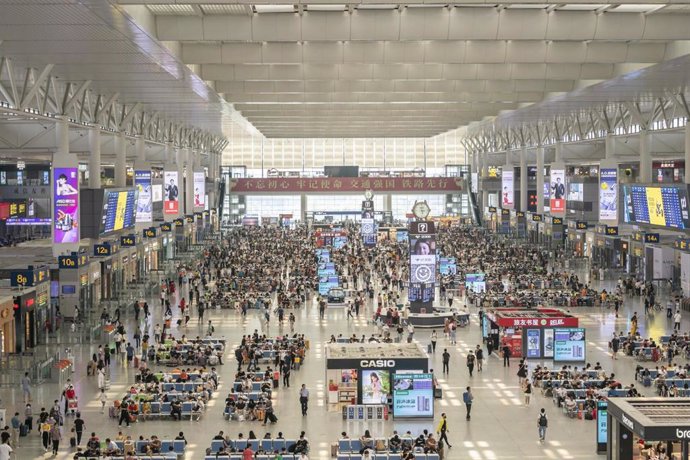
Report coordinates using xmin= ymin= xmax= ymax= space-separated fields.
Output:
xmin=301 ymin=12 xmax=351 ymax=41
xmin=350 ymin=10 xmax=401 ymax=41
xmin=343 ymin=42 xmax=386 ymax=63
xmin=262 ymin=42 xmax=303 ymax=63
xmin=424 ymin=41 xmax=466 ymax=64
xmin=253 ymin=13 xmax=302 ymax=41
xmin=203 ymin=16 xmax=253 ymax=40
xmin=384 ymin=42 xmax=425 ymax=63
xmin=497 ymin=10 xmax=548 ymax=40
xmin=302 ymin=42 xmax=344 ymax=64
xmin=594 ymin=13 xmax=645 ymax=40
xmin=221 ymin=43 xmax=263 ymax=64
xmin=399 ymin=7 xmax=450 ymax=40
xmin=448 ymin=7 xmax=500 ymax=40
xmin=585 ymin=42 xmax=630 ymax=63
xmin=544 ymin=11 xmax=597 ymax=40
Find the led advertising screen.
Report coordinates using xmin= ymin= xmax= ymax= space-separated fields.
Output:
xmin=53 ymin=167 xmax=80 ymax=243
xmin=550 ymin=169 xmax=565 ymax=213
xmin=568 ymin=183 xmax=584 ymax=202
xmin=152 ymin=184 xmax=163 ymax=203
xmin=471 ymin=172 xmax=478 ymax=194
xmin=361 ymin=218 xmax=376 ymax=248
xmin=362 ymin=370 xmax=390 ymax=405
xmin=333 ymin=236 xmax=348 ymax=249
xmin=318 ymin=263 xmax=336 ymax=276
xmin=501 ymin=170 xmax=514 ymax=209
xmin=526 ymin=329 xmax=541 ymax=358
xmin=396 ymin=230 xmax=408 ymax=243
xmin=193 ymin=171 xmax=205 ymax=208
xmin=393 ymin=373 xmax=434 ymax=418
xmin=318 ymin=275 xmax=339 ymax=295
xmin=164 ymin=171 xmax=179 ymax=214
xmin=316 ymin=249 xmax=330 ymax=263
xmin=553 ymin=328 xmax=586 ymax=362
xmin=439 ymin=257 xmax=457 ymax=276
xmin=135 ymin=170 xmax=152 ymax=223
xmin=543 ymin=328 xmax=554 ymax=358
xmin=101 ymin=189 xmax=138 ymax=235
xmin=597 ymin=400 xmax=608 ymax=446
xmin=465 ymin=273 xmax=486 ymax=293
xmin=410 ymin=235 xmax=436 ymax=285
xmin=623 ymin=184 xmax=690 ymax=230
xmin=599 ymin=168 xmax=618 ymax=221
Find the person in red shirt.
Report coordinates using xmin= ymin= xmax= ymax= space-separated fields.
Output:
xmin=242 ymin=445 xmax=254 ymax=460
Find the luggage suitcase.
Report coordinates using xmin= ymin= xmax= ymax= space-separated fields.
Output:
xmin=643 ymin=376 xmax=652 ymax=387
xmin=133 ymin=356 xmax=140 ymax=368
xmin=427 ymin=344 xmax=432 ymax=354
xmin=331 ymin=443 xmax=338 ymax=458
xmin=109 ymin=406 xmax=117 ymax=418
xmin=434 ymin=388 xmax=442 ymax=399
xmin=19 ymin=424 xmax=28 ymax=437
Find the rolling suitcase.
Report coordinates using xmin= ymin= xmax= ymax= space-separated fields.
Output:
xmin=19 ymin=424 xmax=28 ymax=437
xmin=643 ymin=376 xmax=652 ymax=387
xmin=266 ymin=412 xmax=278 ymax=423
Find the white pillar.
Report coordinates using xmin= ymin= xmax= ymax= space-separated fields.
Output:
xmin=134 ymin=136 xmax=146 ymax=167
xmin=554 ymin=142 xmax=563 ymax=163
xmin=185 ymin=149 xmax=194 ymax=215
xmin=52 ymin=116 xmax=80 ymax=256
xmin=536 ymin=146 xmax=545 ymax=214
xmin=520 ymin=147 xmax=528 ymax=212
xmin=686 ymin=124 xmax=690 ymax=185
xmin=88 ymin=128 xmax=101 ymax=189
xmin=605 ymin=133 xmax=616 ymax=160
xmin=114 ymin=133 xmax=127 ymax=187
xmin=384 ymin=194 xmax=393 ymax=212
xmin=300 ymin=194 xmax=308 ymax=222
xmin=639 ymin=129 xmax=652 ymax=183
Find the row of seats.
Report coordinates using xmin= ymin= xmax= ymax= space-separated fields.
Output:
xmin=232 ymin=381 xmax=272 ymax=392
xmin=125 ymin=401 xmax=202 ymax=419
xmin=225 ymin=392 xmax=266 ymax=402
xmin=338 ymin=454 xmax=440 ymax=460
xmin=210 ymin=439 xmax=297 ymax=452
xmin=205 ymin=456 xmax=301 ymax=460
xmin=79 ymin=456 xmax=175 ymax=460
xmin=159 ymin=382 xmax=211 ymax=392
xmin=637 ymin=370 xmax=678 ymax=381
xmin=551 ymin=388 xmax=627 ymax=401
xmin=544 ymin=380 xmax=605 ymax=388
xmin=114 ymin=440 xmax=186 ymax=454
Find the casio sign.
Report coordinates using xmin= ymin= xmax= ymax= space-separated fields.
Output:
xmin=360 ymin=360 xmax=395 ymax=368
xmin=622 ymin=413 xmax=634 ymax=431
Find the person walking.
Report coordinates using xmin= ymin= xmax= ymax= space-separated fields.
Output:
xmin=502 ymin=343 xmax=511 ymax=367
xmin=463 ymin=386 xmax=473 ymax=421
xmin=523 ymin=382 xmax=532 ymax=406
xmin=430 ymin=330 xmax=437 ymax=353
xmin=442 ymin=349 xmax=450 ymax=375
xmin=436 ymin=412 xmax=452 ymax=449
xmin=118 ymin=404 xmax=130 ymax=427
xmin=299 ymin=384 xmax=309 ymax=416
xmin=475 ymin=345 xmax=484 ymax=372
xmin=674 ymin=310 xmax=682 ymax=331
xmin=21 ymin=372 xmax=31 ymax=404
xmin=538 ymin=408 xmax=548 ymax=442
xmin=466 ymin=351 xmax=475 ymax=377
xmin=9 ymin=413 xmax=19 ymax=449
xmin=282 ymin=361 xmax=291 ymax=388
xmin=40 ymin=419 xmax=51 ymax=452
xmin=611 ymin=333 xmax=620 ymax=360
xmin=50 ymin=422 xmax=61 ymax=455
xmin=73 ymin=413 xmax=85 ymax=446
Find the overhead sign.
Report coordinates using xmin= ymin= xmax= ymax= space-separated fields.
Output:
xmin=174 ymin=218 xmax=184 ymax=227
xmin=143 ymin=227 xmax=157 ymax=238
xmin=120 ymin=235 xmax=136 ymax=247
xmin=532 ymin=214 xmax=543 ymax=222
xmin=10 ymin=270 xmax=35 ymax=287
xmin=576 ymin=221 xmax=588 ymax=230
xmin=94 ymin=243 xmax=112 ymax=256
xmin=229 ymin=177 xmax=465 ymax=193
xmin=160 ymin=222 xmax=172 ymax=232
xmin=605 ymin=226 xmax=619 ymax=236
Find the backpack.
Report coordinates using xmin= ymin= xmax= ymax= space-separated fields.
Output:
xmin=539 ymin=414 xmax=548 ymax=427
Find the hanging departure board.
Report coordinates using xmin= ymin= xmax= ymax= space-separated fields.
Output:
xmin=623 ymin=184 xmax=690 ymax=230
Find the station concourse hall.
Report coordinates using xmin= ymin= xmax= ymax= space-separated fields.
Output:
xmin=2 ymin=1 xmax=690 ymax=460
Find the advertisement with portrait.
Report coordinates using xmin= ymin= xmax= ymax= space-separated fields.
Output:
xmin=361 ymin=370 xmax=390 ymax=405
xmin=599 ymin=168 xmax=618 ymax=221
xmin=163 ymin=171 xmax=179 ymax=214
xmin=193 ymin=172 xmax=205 ymax=208
xmin=135 ymin=170 xmax=152 ymax=222
xmin=501 ymin=170 xmax=514 ymax=209
xmin=550 ymin=169 xmax=565 ymax=213
xmin=408 ymin=221 xmax=436 ymax=302
xmin=53 ymin=167 xmax=79 ymax=243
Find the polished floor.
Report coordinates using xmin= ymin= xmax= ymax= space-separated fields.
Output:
xmin=2 ymin=267 xmax=684 ymax=459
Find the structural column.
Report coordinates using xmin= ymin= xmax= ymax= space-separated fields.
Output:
xmin=536 ymin=146 xmax=545 ymax=214
xmin=52 ymin=116 xmax=80 ymax=256
xmin=88 ymin=127 xmax=101 ymax=189
xmin=554 ymin=142 xmax=563 ymax=163
xmin=685 ymin=124 xmax=690 ymax=185
xmin=639 ymin=129 xmax=652 ymax=183
xmin=520 ymin=147 xmax=528 ymax=212
xmin=114 ymin=133 xmax=127 ymax=187
xmin=300 ymin=194 xmax=308 ymax=222
xmin=600 ymin=132 xmax=619 ymax=225
xmin=185 ymin=149 xmax=195 ymax=214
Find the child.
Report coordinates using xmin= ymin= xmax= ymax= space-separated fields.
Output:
xmin=99 ymin=389 xmax=107 ymax=414
xmin=69 ymin=428 xmax=77 ymax=448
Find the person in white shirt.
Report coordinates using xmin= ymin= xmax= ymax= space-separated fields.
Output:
xmin=0 ymin=441 xmax=13 ymax=460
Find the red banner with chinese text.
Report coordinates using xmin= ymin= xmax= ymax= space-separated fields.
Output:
xmin=228 ymin=177 xmax=465 ymax=193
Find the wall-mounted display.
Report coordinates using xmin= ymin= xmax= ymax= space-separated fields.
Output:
xmin=623 ymin=184 xmax=690 ymax=229
xmin=501 ymin=170 xmax=514 ymax=209
xmin=193 ymin=172 xmax=205 ymax=208
xmin=599 ymin=168 xmax=618 ymax=221
xmin=53 ymin=167 xmax=79 ymax=243
xmin=135 ymin=170 xmax=152 ymax=223
xmin=550 ymin=169 xmax=565 ymax=213
xmin=100 ymin=189 xmax=138 ymax=235
xmin=164 ymin=171 xmax=179 ymax=214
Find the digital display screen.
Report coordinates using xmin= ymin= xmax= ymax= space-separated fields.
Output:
xmin=53 ymin=167 xmax=80 ymax=243
xmin=318 ymin=275 xmax=339 ymax=295
xmin=544 ymin=328 xmax=554 ymax=358
xmin=597 ymin=400 xmax=608 ymax=444
xmin=439 ymin=257 xmax=457 ymax=276
xmin=465 ymin=273 xmax=486 ymax=293
xmin=396 ymin=230 xmax=408 ymax=243
xmin=333 ymin=236 xmax=347 ymax=249
xmin=361 ymin=217 xmax=376 ymax=248
xmin=393 ymin=373 xmax=434 ymax=418
xmin=526 ymin=329 xmax=541 ymax=358
xmin=193 ymin=172 xmax=205 ymax=208
xmin=553 ymin=328 xmax=586 ymax=362
xmin=409 ymin=235 xmax=436 ymax=285
xmin=550 ymin=169 xmax=565 ymax=213
xmin=61 ymin=285 xmax=76 ymax=295
xmin=623 ymin=184 xmax=690 ymax=229
xmin=100 ymin=189 xmax=138 ymax=235
xmin=164 ymin=171 xmax=179 ymax=214
xmin=318 ymin=263 xmax=336 ymax=276
xmin=502 ymin=170 xmax=514 ymax=209
xmin=315 ymin=249 xmax=330 ymax=263
xmin=568 ymin=183 xmax=583 ymax=201
xmin=408 ymin=284 xmax=434 ymax=303
xmin=362 ymin=370 xmax=390 ymax=405
xmin=152 ymin=184 xmax=163 ymax=203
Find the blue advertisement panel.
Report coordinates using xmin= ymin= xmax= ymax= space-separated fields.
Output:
xmin=318 ymin=275 xmax=339 ymax=295
xmin=439 ymin=257 xmax=457 ymax=276
xmin=465 ymin=273 xmax=486 ymax=293
xmin=393 ymin=373 xmax=434 ymax=418
xmin=554 ymin=328 xmax=586 ymax=362
xmin=526 ymin=329 xmax=541 ymax=358
xmin=599 ymin=168 xmax=618 ymax=221
xmin=135 ymin=170 xmax=153 ymax=223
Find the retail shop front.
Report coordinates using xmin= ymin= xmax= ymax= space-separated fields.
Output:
xmin=511 ymin=210 xmax=526 ymax=238
xmin=324 ymin=342 xmax=431 ymax=419
xmin=593 ymin=225 xmax=627 ymax=270
xmin=484 ymin=207 xmax=499 ymax=232
xmin=566 ymin=220 xmax=589 ymax=257
xmin=3 ymin=266 xmax=50 ymax=350
xmin=606 ymin=397 xmax=690 ymax=460
xmin=526 ymin=212 xmax=544 ymax=244
xmin=543 ymin=216 xmax=564 ymax=248
xmin=57 ymin=252 xmax=92 ymax=320
xmin=141 ymin=226 xmax=162 ymax=274
xmin=0 ymin=295 xmax=15 ymax=354
xmin=482 ymin=308 xmax=581 ymax=361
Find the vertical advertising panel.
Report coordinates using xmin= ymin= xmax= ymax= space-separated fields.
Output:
xmin=543 ymin=328 xmax=554 ymax=358
xmin=599 ymin=168 xmax=618 ymax=221
xmin=361 ymin=200 xmax=376 ymax=247
xmin=53 ymin=167 xmax=79 ymax=243
xmin=163 ymin=171 xmax=179 ymax=214
xmin=193 ymin=172 xmax=205 ymax=208
xmin=135 ymin=170 xmax=152 ymax=223
xmin=681 ymin=253 xmax=690 ymax=295
xmin=409 ymin=221 xmax=436 ymax=302
xmin=471 ymin=172 xmax=478 ymax=194
xmin=501 ymin=170 xmax=514 ymax=209
xmin=549 ymin=169 xmax=566 ymax=213
xmin=526 ymin=329 xmax=541 ymax=358
xmin=596 ymin=400 xmax=608 ymax=453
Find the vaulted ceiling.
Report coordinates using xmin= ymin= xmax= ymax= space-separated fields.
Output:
xmin=121 ymin=1 xmax=690 ymax=138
